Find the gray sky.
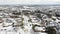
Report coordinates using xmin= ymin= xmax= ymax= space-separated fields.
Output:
xmin=0 ymin=0 xmax=60 ymax=5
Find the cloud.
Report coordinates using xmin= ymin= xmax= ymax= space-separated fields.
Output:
xmin=0 ymin=0 xmax=60 ymax=5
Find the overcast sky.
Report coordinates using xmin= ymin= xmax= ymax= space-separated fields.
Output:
xmin=0 ymin=0 xmax=60 ymax=5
